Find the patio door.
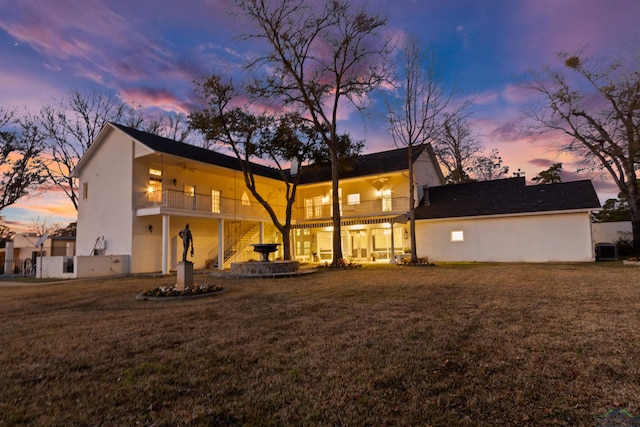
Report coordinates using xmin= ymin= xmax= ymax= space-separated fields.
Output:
xmin=349 ymin=230 xmax=368 ymax=260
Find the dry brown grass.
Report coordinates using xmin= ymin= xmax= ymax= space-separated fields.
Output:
xmin=1 ymin=262 xmax=640 ymax=426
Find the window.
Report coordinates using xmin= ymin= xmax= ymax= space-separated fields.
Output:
xmin=451 ymin=230 xmax=464 ymax=242
xmin=347 ymin=193 xmax=360 ymax=205
xmin=305 ymin=196 xmax=323 ymax=218
xmin=381 ymin=189 xmax=392 ymax=212
xmin=184 ymin=185 xmax=196 ymax=210
xmin=241 ymin=191 xmax=250 ymax=206
xmin=83 ymin=182 xmax=89 ymax=200
xmin=148 ymin=177 xmax=162 ymax=202
xmin=211 ymin=189 xmax=221 ymax=213
xmin=148 ymin=169 xmax=163 ymax=202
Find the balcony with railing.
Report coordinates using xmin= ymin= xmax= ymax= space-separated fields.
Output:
xmin=139 ymin=189 xmax=285 ymax=220
xmin=293 ymin=196 xmax=410 ymax=222
xmin=139 ymin=190 xmax=408 ymax=223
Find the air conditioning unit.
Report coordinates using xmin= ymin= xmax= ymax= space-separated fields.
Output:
xmin=595 ymin=243 xmax=617 ymax=261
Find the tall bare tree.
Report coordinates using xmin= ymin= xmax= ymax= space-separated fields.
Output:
xmin=38 ymin=89 xmax=192 ymax=210
xmin=0 ymin=108 xmax=47 ymax=212
xmin=524 ymin=50 xmax=640 ymax=251
xmin=38 ymin=89 xmax=132 ymax=210
xmin=468 ymin=148 xmax=510 ymax=182
xmin=190 ymin=74 xmax=323 ymax=260
xmin=386 ymin=36 xmax=452 ymax=263
xmin=235 ymin=0 xmax=392 ymax=265
xmin=434 ymin=113 xmax=481 ymax=183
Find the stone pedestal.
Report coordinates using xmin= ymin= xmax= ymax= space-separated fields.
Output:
xmin=176 ymin=262 xmax=193 ymax=290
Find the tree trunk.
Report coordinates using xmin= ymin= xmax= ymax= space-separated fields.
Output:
xmin=408 ymin=145 xmax=418 ymax=264
xmin=281 ymin=225 xmax=292 ymax=260
xmin=626 ymin=179 xmax=640 ymax=254
xmin=330 ymin=147 xmax=343 ymax=264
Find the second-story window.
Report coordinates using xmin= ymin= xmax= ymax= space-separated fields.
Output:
xmin=381 ymin=189 xmax=392 ymax=212
xmin=211 ymin=189 xmax=221 ymax=213
xmin=347 ymin=193 xmax=360 ymax=205
xmin=305 ymin=196 xmax=323 ymax=218
xmin=148 ymin=168 xmax=162 ymax=202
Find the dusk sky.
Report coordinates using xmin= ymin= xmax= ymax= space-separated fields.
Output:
xmin=1 ymin=0 xmax=638 ymax=231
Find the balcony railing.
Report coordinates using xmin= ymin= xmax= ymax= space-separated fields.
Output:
xmin=140 ymin=190 xmax=408 ymax=222
xmin=140 ymin=189 xmax=285 ymax=219
xmin=293 ymin=197 xmax=409 ymax=221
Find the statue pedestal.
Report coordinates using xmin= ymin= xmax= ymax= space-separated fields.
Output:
xmin=176 ymin=262 xmax=193 ymax=290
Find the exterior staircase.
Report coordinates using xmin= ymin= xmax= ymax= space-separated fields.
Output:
xmin=222 ymin=223 xmax=261 ymax=267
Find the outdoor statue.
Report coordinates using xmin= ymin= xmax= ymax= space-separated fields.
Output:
xmin=179 ymin=224 xmax=194 ymax=263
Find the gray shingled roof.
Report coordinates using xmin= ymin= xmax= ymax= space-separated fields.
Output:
xmin=297 ymin=144 xmax=435 ymax=184
xmin=113 ymin=123 xmax=283 ymax=180
xmin=114 ymin=123 xmax=437 ymax=184
xmin=415 ymin=177 xmax=601 ymax=220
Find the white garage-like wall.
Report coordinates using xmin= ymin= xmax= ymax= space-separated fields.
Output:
xmin=415 ymin=211 xmax=595 ymax=262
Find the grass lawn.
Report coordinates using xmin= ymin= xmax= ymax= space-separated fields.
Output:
xmin=1 ymin=262 xmax=639 ymax=426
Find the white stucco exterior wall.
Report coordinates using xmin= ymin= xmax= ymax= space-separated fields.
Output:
xmin=415 ymin=211 xmax=595 ymax=262
xmin=75 ymin=129 xmax=134 ymax=259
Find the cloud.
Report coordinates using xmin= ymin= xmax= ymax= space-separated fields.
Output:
xmin=0 ymin=0 xmax=236 ymax=113
xmin=508 ymin=0 xmax=639 ymax=71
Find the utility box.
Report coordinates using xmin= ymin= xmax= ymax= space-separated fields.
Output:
xmin=595 ymin=243 xmax=617 ymax=261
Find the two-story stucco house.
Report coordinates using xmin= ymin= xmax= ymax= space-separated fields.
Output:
xmin=67 ymin=123 xmax=601 ymax=278
xmin=71 ymin=123 xmax=444 ymax=275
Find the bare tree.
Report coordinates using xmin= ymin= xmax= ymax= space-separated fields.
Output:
xmin=190 ymin=75 xmax=323 ymax=260
xmin=38 ymin=89 xmax=132 ymax=210
xmin=0 ymin=220 xmax=15 ymax=247
xmin=433 ymin=114 xmax=509 ymax=183
xmin=0 ymin=108 xmax=47 ymax=212
xmin=30 ymin=215 xmax=61 ymax=237
xmin=136 ymin=111 xmax=194 ymax=144
xmin=434 ymin=113 xmax=482 ymax=183
xmin=386 ymin=36 xmax=452 ymax=263
xmin=235 ymin=0 xmax=392 ymax=265
xmin=524 ymin=49 xmax=640 ymax=251
xmin=469 ymin=149 xmax=510 ymax=182
xmin=38 ymin=89 xmax=192 ymax=210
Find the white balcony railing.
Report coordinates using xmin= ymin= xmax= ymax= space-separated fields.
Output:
xmin=293 ymin=197 xmax=409 ymax=221
xmin=140 ymin=189 xmax=285 ymax=219
xmin=140 ymin=190 xmax=408 ymax=222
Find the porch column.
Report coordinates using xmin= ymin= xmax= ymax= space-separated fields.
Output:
xmin=162 ymin=214 xmax=169 ymax=274
xmin=389 ymin=221 xmax=396 ymax=264
xmin=259 ymin=221 xmax=264 ymax=243
xmin=218 ymin=219 xmax=224 ymax=270
xmin=3 ymin=241 xmax=13 ymax=275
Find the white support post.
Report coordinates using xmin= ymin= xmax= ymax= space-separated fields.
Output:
xmin=162 ymin=215 xmax=169 ymax=274
xmin=4 ymin=241 xmax=13 ymax=275
xmin=389 ymin=222 xmax=396 ymax=264
xmin=259 ymin=221 xmax=264 ymax=243
xmin=218 ymin=219 xmax=224 ymax=270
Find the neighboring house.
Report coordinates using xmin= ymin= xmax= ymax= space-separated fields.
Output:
xmin=414 ymin=177 xmax=601 ymax=262
xmin=67 ymin=123 xmax=601 ymax=278
xmin=1 ymin=233 xmax=75 ymax=275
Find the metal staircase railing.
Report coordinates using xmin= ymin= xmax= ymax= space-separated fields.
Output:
xmin=222 ymin=223 xmax=261 ymax=267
